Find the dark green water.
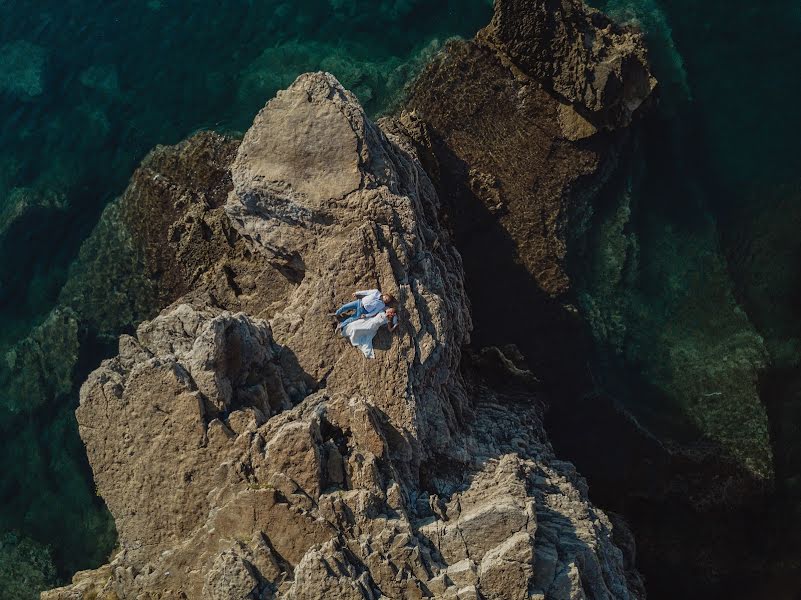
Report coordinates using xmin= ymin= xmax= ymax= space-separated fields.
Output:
xmin=0 ymin=1 xmax=491 ymax=595
xmin=583 ymin=0 xmax=801 ymax=482
xmin=577 ymin=0 xmax=801 ymax=597
xmin=2 ymin=0 xmax=800 ymax=597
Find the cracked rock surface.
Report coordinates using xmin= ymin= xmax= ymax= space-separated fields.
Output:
xmin=43 ymin=73 xmax=642 ymax=599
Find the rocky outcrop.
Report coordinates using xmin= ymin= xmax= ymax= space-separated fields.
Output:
xmin=399 ymin=0 xmax=775 ymax=596
xmin=0 ymin=127 xmax=291 ymax=598
xmin=4 ymin=129 xmax=295 ymax=417
xmin=58 ymin=128 xmax=292 ymax=336
xmin=44 ymin=73 xmax=641 ymax=600
xmin=482 ymin=0 xmax=654 ymax=129
xmin=402 ymin=0 xmax=654 ymax=389
xmin=405 ymin=0 xmax=772 ymax=490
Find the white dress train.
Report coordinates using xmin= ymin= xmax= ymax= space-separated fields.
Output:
xmin=343 ymin=311 xmax=389 ymax=359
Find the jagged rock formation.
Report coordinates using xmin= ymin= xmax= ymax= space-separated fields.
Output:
xmin=0 ymin=130 xmax=275 ymax=593
xmin=484 ymin=0 xmax=654 ymax=130
xmin=3 ymin=129 xmax=297 ymax=415
xmin=405 ymin=0 xmax=770 ymax=498
xmin=402 ymin=0 xmax=770 ymax=595
xmin=57 ymin=128 xmax=287 ymax=335
xmin=44 ymin=73 xmax=642 ymax=600
xmin=403 ymin=0 xmax=655 ymax=387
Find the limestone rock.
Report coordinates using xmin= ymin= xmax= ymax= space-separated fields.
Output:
xmin=478 ymin=532 xmax=535 ymax=600
xmin=404 ymin=0 xmax=654 ymax=390
xmin=225 ymin=72 xmax=472 ymax=454
xmin=76 ymin=305 xmax=298 ymax=566
xmin=5 ymin=129 xmax=294 ymax=465
xmin=47 ymin=73 xmax=641 ymax=600
xmin=482 ymin=0 xmax=656 ymax=128
xmin=203 ymin=550 xmax=260 ymax=600
xmin=41 ymin=566 xmax=115 ymax=600
xmin=59 ymin=129 xmax=293 ymax=335
xmin=405 ymin=0 xmax=771 ymax=556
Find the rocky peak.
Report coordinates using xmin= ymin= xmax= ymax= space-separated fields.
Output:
xmin=225 ymin=73 xmax=472 ymax=460
xmin=44 ymin=72 xmax=642 ymax=600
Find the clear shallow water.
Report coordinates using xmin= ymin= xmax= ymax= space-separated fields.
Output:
xmin=0 ymin=1 xmax=491 ymax=594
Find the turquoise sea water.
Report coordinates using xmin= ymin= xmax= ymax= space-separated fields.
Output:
xmin=0 ymin=1 xmax=491 ymax=595
xmin=2 ymin=0 xmax=801 ymax=597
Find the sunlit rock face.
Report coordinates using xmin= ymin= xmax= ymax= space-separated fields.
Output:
xmin=44 ymin=72 xmax=641 ymax=600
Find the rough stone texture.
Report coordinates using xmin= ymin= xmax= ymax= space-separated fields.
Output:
xmin=44 ymin=73 xmax=640 ymax=600
xmin=224 ymin=73 xmax=472 ymax=456
xmin=402 ymin=0 xmax=654 ymax=390
xmin=482 ymin=0 xmax=655 ymax=128
xmin=59 ymin=128 xmax=293 ymax=335
xmin=5 ymin=130 xmax=295 ymax=417
xmin=404 ymin=0 xmax=770 ymax=497
xmin=400 ymin=1 xmax=772 ymax=595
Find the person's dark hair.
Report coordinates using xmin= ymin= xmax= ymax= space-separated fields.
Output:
xmin=383 ymin=293 xmax=396 ymax=305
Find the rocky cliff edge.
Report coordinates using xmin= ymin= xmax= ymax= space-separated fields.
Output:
xmin=43 ymin=73 xmax=642 ymax=600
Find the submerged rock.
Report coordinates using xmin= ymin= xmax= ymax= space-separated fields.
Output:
xmin=578 ymin=176 xmax=772 ymax=478
xmin=0 ymin=40 xmax=46 ymax=100
xmin=2 ymin=308 xmax=78 ymax=414
xmin=0 ymin=532 xmax=57 ymax=599
xmin=0 ymin=184 xmax=68 ymax=243
xmin=5 ymin=128 xmax=294 ymax=415
xmin=78 ymin=64 xmax=121 ymax=97
xmin=44 ymin=73 xmax=641 ymax=600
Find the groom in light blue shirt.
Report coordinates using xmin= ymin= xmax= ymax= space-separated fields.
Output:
xmin=333 ymin=289 xmax=396 ymax=330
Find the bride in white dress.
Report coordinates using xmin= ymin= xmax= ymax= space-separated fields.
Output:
xmin=342 ymin=308 xmax=398 ymax=358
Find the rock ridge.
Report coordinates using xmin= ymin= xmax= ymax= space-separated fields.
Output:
xmin=44 ymin=72 xmax=642 ymax=600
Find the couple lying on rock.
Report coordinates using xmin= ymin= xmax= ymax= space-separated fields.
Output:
xmin=332 ymin=289 xmax=398 ymax=359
